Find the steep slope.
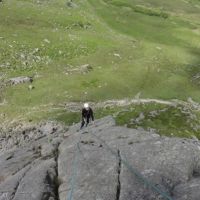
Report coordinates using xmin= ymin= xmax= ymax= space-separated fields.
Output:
xmin=1 ymin=117 xmax=200 ymax=200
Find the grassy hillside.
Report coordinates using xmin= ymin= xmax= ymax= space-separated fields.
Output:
xmin=1 ymin=0 xmax=200 ymax=137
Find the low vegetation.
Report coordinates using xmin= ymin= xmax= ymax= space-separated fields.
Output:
xmin=1 ymin=0 xmax=200 ymax=138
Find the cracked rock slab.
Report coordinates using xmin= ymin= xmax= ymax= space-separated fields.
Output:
xmin=0 ymin=136 xmax=60 ymax=200
xmin=1 ymin=116 xmax=200 ymax=200
xmin=58 ymin=116 xmax=200 ymax=200
xmin=58 ymin=137 xmax=119 ymax=200
xmin=13 ymin=158 xmax=57 ymax=200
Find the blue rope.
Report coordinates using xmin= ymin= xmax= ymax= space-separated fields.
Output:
xmin=91 ymin=132 xmax=174 ymax=200
xmin=67 ymin=141 xmax=80 ymax=200
xmin=66 ymin=128 xmax=174 ymax=200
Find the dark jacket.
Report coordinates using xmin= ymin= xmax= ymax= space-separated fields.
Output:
xmin=82 ymin=107 xmax=94 ymax=121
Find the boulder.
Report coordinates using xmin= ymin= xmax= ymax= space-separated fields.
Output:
xmin=66 ymin=0 xmax=78 ymax=8
xmin=79 ymin=64 xmax=93 ymax=73
xmin=9 ymin=76 xmax=33 ymax=85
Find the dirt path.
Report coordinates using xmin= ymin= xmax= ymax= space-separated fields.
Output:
xmin=1 ymin=98 xmax=200 ymax=127
xmin=61 ymin=98 xmax=200 ymax=112
xmin=18 ymin=98 xmax=199 ymax=114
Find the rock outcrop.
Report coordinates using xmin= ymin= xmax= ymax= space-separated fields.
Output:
xmin=0 ymin=121 xmax=67 ymax=153
xmin=8 ymin=77 xmax=33 ymax=86
xmin=1 ymin=116 xmax=200 ymax=200
xmin=0 ymin=121 xmax=65 ymax=200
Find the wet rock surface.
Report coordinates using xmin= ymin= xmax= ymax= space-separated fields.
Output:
xmin=1 ymin=116 xmax=200 ymax=200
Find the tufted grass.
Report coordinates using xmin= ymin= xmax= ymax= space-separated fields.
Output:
xmin=1 ymin=0 xmax=200 ymax=138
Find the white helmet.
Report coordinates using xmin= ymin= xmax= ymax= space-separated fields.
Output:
xmin=84 ymin=103 xmax=89 ymax=109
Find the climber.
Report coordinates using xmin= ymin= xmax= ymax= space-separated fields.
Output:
xmin=80 ymin=103 xmax=94 ymax=129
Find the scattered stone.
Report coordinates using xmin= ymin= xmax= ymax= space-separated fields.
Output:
xmin=134 ymin=112 xmax=145 ymax=123
xmin=41 ymin=143 xmax=56 ymax=157
xmin=28 ymin=85 xmax=34 ymax=90
xmin=156 ymin=46 xmax=162 ymax=50
xmin=113 ymin=53 xmax=121 ymax=58
xmin=0 ymin=99 xmax=7 ymax=106
xmin=134 ymin=92 xmax=141 ymax=99
xmin=9 ymin=76 xmax=33 ymax=86
xmin=66 ymin=0 xmax=78 ymax=8
xmin=0 ymin=121 xmax=67 ymax=153
xmin=80 ymin=64 xmax=93 ymax=73
xmin=192 ymin=73 xmax=200 ymax=81
xmin=66 ymin=64 xmax=93 ymax=74
xmin=44 ymin=38 xmax=50 ymax=44
xmin=39 ymin=122 xmax=59 ymax=135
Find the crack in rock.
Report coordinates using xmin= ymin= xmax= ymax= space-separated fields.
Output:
xmin=12 ymin=165 xmax=31 ymax=200
xmin=116 ymin=150 xmax=121 ymax=200
xmin=54 ymin=145 xmax=60 ymax=200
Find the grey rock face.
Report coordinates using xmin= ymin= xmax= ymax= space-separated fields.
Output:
xmin=58 ymin=116 xmax=200 ymax=200
xmin=0 ymin=121 xmax=66 ymax=200
xmin=1 ymin=116 xmax=200 ymax=200
xmin=0 ymin=121 xmax=67 ymax=153
xmin=0 ymin=137 xmax=59 ymax=200
xmin=58 ymin=120 xmax=118 ymax=200
xmin=12 ymin=158 xmax=57 ymax=200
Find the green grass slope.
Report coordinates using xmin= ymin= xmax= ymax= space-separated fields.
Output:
xmin=1 ymin=0 xmax=200 ymax=137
